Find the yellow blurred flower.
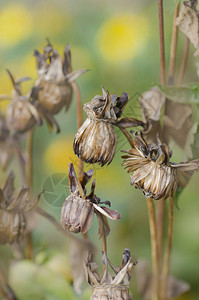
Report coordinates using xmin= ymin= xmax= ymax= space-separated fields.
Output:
xmin=0 ymin=4 xmax=32 ymax=46
xmin=44 ymin=137 xmax=79 ymax=173
xmin=96 ymin=13 xmax=150 ymax=62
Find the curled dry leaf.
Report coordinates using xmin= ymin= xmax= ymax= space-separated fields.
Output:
xmin=61 ymin=163 xmax=120 ymax=235
xmin=84 ymin=249 xmax=137 ymax=300
xmin=0 ymin=172 xmax=42 ymax=244
xmin=122 ymin=132 xmax=199 ymax=200
xmin=176 ymin=0 xmax=199 ymax=55
xmin=74 ymin=87 xmax=144 ymax=166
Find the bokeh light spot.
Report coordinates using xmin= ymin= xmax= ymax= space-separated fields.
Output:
xmin=0 ymin=5 xmax=32 ymax=46
xmin=96 ymin=14 xmax=150 ymax=62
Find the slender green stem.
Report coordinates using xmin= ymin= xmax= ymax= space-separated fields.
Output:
xmin=161 ymin=196 xmax=174 ymax=300
xmin=147 ymin=198 xmax=160 ymax=300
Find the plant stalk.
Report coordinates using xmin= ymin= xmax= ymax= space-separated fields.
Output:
xmin=25 ymin=129 xmax=34 ymax=260
xmin=147 ymin=198 xmax=159 ymax=300
xmin=36 ymin=207 xmax=95 ymax=251
xmin=168 ymin=2 xmax=180 ymax=85
xmin=177 ymin=37 xmax=190 ymax=86
xmin=158 ymin=0 xmax=166 ymax=85
xmin=161 ymin=196 xmax=174 ymax=300
xmin=120 ymin=128 xmax=134 ymax=148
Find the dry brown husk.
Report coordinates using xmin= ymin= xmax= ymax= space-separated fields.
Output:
xmin=74 ymin=87 xmax=144 ymax=166
xmin=122 ymin=132 xmax=199 ymax=200
xmin=1 ymin=70 xmax=41 ymax=134
xmin=34 ymin=42 xmax=86 ymax=115
xmin=61 ymin=163 xmax=120 ymax=234
xmin=0 ymin=172 xmax=41 ymax=244
xmin=84 ymin=249 xmax=136 ymax=300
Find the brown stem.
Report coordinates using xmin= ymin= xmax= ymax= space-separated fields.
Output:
xmin=161 ymin=196 xmax=174 ymax=300
xmin=168 ymin=2 xmax=180 ymax=85
xmin=147 ymin=198 xmax=159 ymax=300
xmin=177 ymin=38 xmax=190 ymax=86
xmin=158 ymin=0 xmax=166 ymax=85
xmin=25 ymin=129 xmax=34 ymax=260
xmin=71 ymin=81 xmax=83 ymax=177
xmin=156 ymin=198 xmax=165 ymax=273
xmin=12 ymin=138 xmax=26 ymax=185
xmin=0 ymin=268 xmax=18 ymax=300
xmin=120 ymin=128 xmax=134 ymax=147
xmin=36 ymin=207 xmax=95 ymax=251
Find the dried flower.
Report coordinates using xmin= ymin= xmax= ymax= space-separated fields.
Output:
xmin=176 ymin=0 xmax=199 ymax=55
xmin=84 ymin=249 xmax=137 ymax=300
xmin=74 ymin=87 xmax=144 ymax=166
xmin=61 ymin=163 xmax=120 ymax=234
xmin=122 ymin=132 xmax=199 ymax=200
xmin=0 ymin=70 xmax=41 ymax=134
xmin=34 ymin=42 xmax=86 ymax=115
xmin=0 ymin=172 xmax=41 ymax=244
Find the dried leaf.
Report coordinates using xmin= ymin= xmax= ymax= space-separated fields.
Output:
xmin=93 ymin=204 xmax=121 ymax=220
xmin=117 ymin=117 xmax=145 ymax=128
xmin=96 ymin=212 xmax=110 ymax=239
xmin=176 ymin=1 xmax=199 ymax=52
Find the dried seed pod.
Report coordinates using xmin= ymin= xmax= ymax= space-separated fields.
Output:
xmin=0 ymin=172 xmax=41 ymax=244
xmin=122 ymin=132 xmax=199 ymax=200
xmin=61 ymin=163 xmax=120 ymax=234
xmin=34 ymin=43 xmax=86 ymax=115
xmin=74 ymin=87 xmax=144 ymax=166
xmin=84 ymin=249 xmax=137 ymax=300
xmin=2 ymin=70 xmax=41 ymax=134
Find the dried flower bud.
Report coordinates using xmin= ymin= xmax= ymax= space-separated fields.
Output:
xmin=84 ymin=249 xmax=137 ymax=300
xmin=34 ymin=42 xmax=86 ymax=115
xmin=74 ymin=87 xmax=144 ymax=166
xmin=61 ymin=163 xmax=120 ymax=234
xmin=1 ymin=70 xmax=41 ymax=134
xmin=122 ymin=132 xmax=199 ymax=200
xmin=0 ymin=172 xmax=41 ymax=244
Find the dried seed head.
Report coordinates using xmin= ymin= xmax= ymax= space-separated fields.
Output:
xmin=61 ymin=163 xmax=120 ymax=234
xmin=34 ymin=42 xmax=86 ymax=115
xmin=84 ymin=249 xmax=136 ymax=300
xmin=2 ymin=70 xmax=41 ymax=134
xmin=122 ymin=132 xmax=199 ymax=200
xmin=74 ymin=87 xmax=144 ymax=166
xmin=0 ymin=172 xmax=41 ymax=244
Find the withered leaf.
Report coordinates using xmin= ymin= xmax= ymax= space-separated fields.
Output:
xmin=176 ymin=1 xmax=199 ymax=53
xmin=96 ymin=212 xmax=110 ymax=239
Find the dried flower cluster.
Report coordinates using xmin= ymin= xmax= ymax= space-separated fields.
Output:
xmin=122 ymin=132 xmax=199 ymax=200
xmin=84 ymin=249 xmax=137 ymax=300
xmin=74 ymin=87 xmax=144 ymax=166
xmin=61 ymin=163 xmax=120 ymax=234
xmin=0 ymin=172 xmax=41 ymax=244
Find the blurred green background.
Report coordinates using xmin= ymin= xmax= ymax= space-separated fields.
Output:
xmin=0 ymin=0 xmax=199 ymax=299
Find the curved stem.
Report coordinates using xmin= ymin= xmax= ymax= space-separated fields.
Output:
xmin=36 ymin=207 xmax=95 ymax=251
xmin=161 ymin=196 xmax=174 ymax=300
xmin=177 ymin=38 xmax=190 ymax=86
xmin=119 ymin=128 xmax=134 ymax=148
xmin=147 ymin=198 xmax=159 ymax=300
